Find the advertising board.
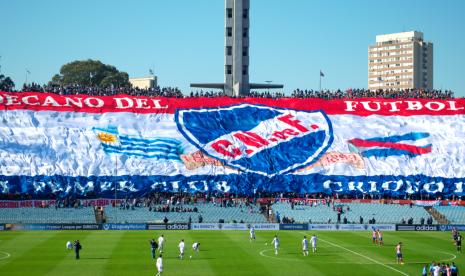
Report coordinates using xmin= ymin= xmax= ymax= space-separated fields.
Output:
xmin=309 ymin=224 xmax=396 ymax=231
xmin=396 ymin=224 xmax=438 ymax=231
xmin=439 ymin=224 xmax=465 ymax=232
xmin=279 ymin=224 xmax=308 ymax=230
xmin=147 ymin=223 xmax=190 ymax=230
xmin=102 ymin=223 xmax=146 ymax=230
xmin=11 ymin=223 xmax=102 ymax=231
xmin=191 ymin=223 xmax=279 ymax=230
xmin=0 ymin=223 xmax=11 ymax=231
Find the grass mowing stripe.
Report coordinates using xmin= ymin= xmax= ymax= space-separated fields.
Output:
xmin=300 ymin=232 xmax=410 ymax=276
xmin=0 ymin=231 xmax=60 ymax=268
xmin=1 ymin=230 xmax=93 ymax=275
xmin=46 ymin=230 xmax=125 ymax=276
xmin=223 ymin=230 xmax=297 ymax=276
xmin=258 ymin=231 xmax=329 ymax=275
xmin=0 ymin=230 xmax=462 ymax=275
xmin=183 ymin=230 xmax=223 ymax=276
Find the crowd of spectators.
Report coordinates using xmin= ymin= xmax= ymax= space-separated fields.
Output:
xmin=0 ymin=189 xmax=462 ymax=202
xmin=1 ymin=82 xmax=460 ymax=100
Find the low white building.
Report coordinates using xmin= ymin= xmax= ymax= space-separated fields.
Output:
xmin=129 ymin=76 xmax=157 ymax=89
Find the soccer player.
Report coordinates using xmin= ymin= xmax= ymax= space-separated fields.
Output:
xmin=453 ymin=228 xmax=458 ymax=245
xmin=372 ymin=229 xmax=378 ymax=246
xmin=156 ymin=254 xmax=163 ymax=276
xmin=446 ymin=264 xmax=451 ymax=276
xmin=66 ymin=241 xmax=73 ymax=250
xmin=450 ymin=262 xmax=458 ymax=276
xmin=271 ymin=235 xmax=280 ymax=255
xmin=250 ymin=227 xmax=256 ymax=243
xmin=456 ymin=233 xmax=462 ymax=253
xmin=396 ymin=242 xmax=403 ymax=265
xmin=178 ymin=239 xmax=185 ymax=260
xmin=192 ymin=243 xmax=200 ymax=251
xmin=158 ymin=235 xmax=165 ymax=253
xmin=431 ymin=263 xmax=442 ymax=276
xmin=302 ymin=236 xmax=308 ymax=256
xmin=310 ymin=234 xmax=318 ymax=253
xmin=378 ymin=230 xmax=384 ymax=246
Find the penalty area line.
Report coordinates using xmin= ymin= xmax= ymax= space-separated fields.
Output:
xmin=300 ymin=232 xmax=409 ymax=276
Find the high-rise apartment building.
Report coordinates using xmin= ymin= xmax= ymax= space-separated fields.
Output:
xmin=368 ymin=31 xmax=433 ymax=91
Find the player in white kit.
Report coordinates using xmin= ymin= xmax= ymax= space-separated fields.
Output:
xmin=271 ymin=235 xmax=280 ymax=255
xmin=178 ymin=239 xmax=185 ymax=260
xmin=66 ymin=241 xmax=73 ymax=250
xmin=250 ymin=227 xmax=256 ymax=243
xmin=310 ymin=234 xmax=318 ymax=252
xmin=192 ymin=243 xmax=200 ymax=251
xmin=302 ymin=236 xmax=309 ymax=256
xmin=158 ymin=235 xmax=165 ymax=253
xmin=156 ymin=254 xmax=163 ymax=276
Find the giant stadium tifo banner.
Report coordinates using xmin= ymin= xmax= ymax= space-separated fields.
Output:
xmin=0 ymin=92 xmax=464 ymax=198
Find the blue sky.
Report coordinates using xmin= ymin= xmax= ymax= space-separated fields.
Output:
xmin=1 ymin=0 xmax=464 ymax=96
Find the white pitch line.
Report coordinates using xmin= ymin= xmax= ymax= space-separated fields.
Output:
xmin=300 ymin=232 xmax=409 ymax=276
xmin=0 ymin=251 xmax=10 ymax=259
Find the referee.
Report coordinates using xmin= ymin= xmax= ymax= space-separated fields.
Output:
xmin=456 ymin=233 xmax=462 ymax=253
xmin=150 ymin=239 xmax=158 ymax=259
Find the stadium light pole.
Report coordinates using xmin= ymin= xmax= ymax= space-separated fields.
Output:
xmin=265 ymin=81 xmax=272 ymax=94
xmin=115 ymin=156 xmax=117 ymax=224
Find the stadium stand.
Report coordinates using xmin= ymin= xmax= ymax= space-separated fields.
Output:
xmin=103 ymin=204 xmax=266 ymax=223
xmin=3 ymin=82 xmax=458 ymax=100
xmin=271 ymin=202 xmax=437 ymax=224
xmin=0 ymin=207 xmax=97 ymax=224
xmin=433 ymin=206 xmax=465 ymax=224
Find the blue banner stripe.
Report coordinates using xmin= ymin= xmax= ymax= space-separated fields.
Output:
xmin=364 ymin=132 xmax=430 ymax=143
xmin=103 ymin=150 xmax=182 ymax=161
xmin=119 ymin=136 xmax=182 ymax=145
xmin=361 ymin=148 xmax=423 ymax=158
xmin=120 ymin=140 xmax=180 ymax=148
xmin=2 ymin=173 xmax=464 ymax=198
xmin=102 ymin=144 xmax=179 ymax=155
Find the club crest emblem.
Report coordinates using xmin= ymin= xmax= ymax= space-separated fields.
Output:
xmin=175 ymin=104 xmax=333 ymax=176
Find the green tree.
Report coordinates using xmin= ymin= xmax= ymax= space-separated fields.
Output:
xmin=50 ymin=59 xmax=130 ymax=87
xmin=0 ymin=74 xmax=15 ymax=89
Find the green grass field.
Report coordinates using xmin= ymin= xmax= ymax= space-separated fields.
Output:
xmin=0 ymin=230 xmax=462 ymax=275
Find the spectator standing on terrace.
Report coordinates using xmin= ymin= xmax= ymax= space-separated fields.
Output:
xmin=360 ymin=216 xmax=363 ymax=224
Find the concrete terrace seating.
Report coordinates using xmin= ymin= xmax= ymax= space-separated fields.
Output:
xmin=433 ymin=206 xmax=465 ymax=224
xmin=104 ymin=203 xmax=267 ymax=223
xmin=0 ymin=207 xmax=97 ymax=224
xmin=272 ymin=202 xmax=437 ymax=224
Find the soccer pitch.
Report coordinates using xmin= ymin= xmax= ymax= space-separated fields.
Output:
xmin=0 ymin=230 xmax=461 ymax=275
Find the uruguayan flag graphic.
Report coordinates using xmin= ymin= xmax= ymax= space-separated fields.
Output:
xmin=93 ymin=126 xmax=184 ymax=162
